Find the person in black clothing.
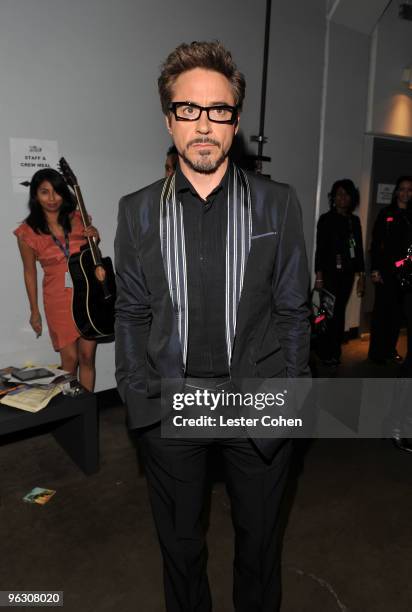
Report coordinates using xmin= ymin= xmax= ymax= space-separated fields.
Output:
xmin=115 ymin=41 xmax=310 ymax=612
xmin=314 ymin=179 xmax=365 ymax=365
xmin=368 ymin=176 xmax=412 ymax=366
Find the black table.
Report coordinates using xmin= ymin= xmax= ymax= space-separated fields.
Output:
xmin=0 ymin=391 xmax=99 ymax=475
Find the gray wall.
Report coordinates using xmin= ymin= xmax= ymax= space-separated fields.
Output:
xmin=0 ymin=0 xmax=326 ymax=390
xmin=316 ymin=20 xmax=370 ymax=329
xmin=372 ymin=0 xmax=412 ymax=137
xmin=316 ymin=0 xmax=412 ymax=330
xmin=318 ymin=22 xmax=370 ymax=218
xmin=266 ymin=0 xmax=326 ymax=261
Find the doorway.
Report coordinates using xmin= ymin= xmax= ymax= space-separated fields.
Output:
xmin=360 ymin=136 xmax=412 ymax=332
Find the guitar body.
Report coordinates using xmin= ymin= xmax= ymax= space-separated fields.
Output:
xmin=69 ymin=246 xmax=116 ymax=339
xmin=58 ymin=156 xmax=116 ymax=340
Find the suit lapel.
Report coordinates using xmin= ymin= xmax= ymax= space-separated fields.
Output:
xmin=160 ymin=174 xmax=189 ymax=368
xmin=159 ymin=163 xmax=252 ymax=371
xmin=225 ymin=164 xmax=252 ymax=364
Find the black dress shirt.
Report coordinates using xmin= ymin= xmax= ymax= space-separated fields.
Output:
xmin=175 ymin=165 xmax=229 ymax=377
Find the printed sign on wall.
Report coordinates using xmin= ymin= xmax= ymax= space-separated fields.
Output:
xmin=10 ymin=138 xmax=59 ymax=194
xmin=376 ymin=183 xmax=395 ymax=205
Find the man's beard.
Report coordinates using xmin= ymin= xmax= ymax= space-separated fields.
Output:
xmin=180 ymin=139 xmax=228 ymax=175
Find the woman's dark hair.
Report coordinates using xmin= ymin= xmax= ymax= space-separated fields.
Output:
xmin=25 ymin=168 xmax=76 ymax=234
xmin=391 ymin=175 xmax=412 ymax=207
xmin=328 ymin=179 xmax=359 ymax=212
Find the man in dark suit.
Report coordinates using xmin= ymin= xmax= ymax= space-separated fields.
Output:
xmin=115 ymin=41 xmax=310 ymax=612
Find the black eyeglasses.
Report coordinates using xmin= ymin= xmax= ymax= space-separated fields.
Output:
xmin=168 ymin=102 xmax=238 ymax=124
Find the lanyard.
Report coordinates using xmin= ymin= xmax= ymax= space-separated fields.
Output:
xmin=50 ymin=231 xmax=70 ymax=260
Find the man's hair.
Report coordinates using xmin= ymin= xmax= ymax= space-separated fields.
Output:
xmin=158 ymin=41 xmax=246 ymax=115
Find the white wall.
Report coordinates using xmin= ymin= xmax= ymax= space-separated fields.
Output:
xmin=0 ymin=0 xmax=266 ymax=390
xmin=318 ymin=22 xmax=370 ymax=216
xmin=328 ymin=0 xmax=391 ymax=35
xmin=315 ymin=20 xmax=370 ymax=329
xmin=371 ymin=0 xmax=412 ymax=137
xmin=266 ymin=0 xmax=326 ymax=261
xmin=316 ymin=0 xmax=412 ymax=331
xmin=1 ymin=0 xmax=328 ymax=390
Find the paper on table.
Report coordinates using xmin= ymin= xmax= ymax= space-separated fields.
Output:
xmin=0 ymin=384 xmax=64 ymax=412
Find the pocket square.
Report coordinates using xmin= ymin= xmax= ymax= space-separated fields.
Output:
xmin=251 ymin=231 xmax=277 ymax=240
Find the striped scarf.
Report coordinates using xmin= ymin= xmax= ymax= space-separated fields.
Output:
xmin=160 ymin=162 xmax=252 ymax=370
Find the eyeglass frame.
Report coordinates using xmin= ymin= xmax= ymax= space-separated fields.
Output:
xmin=168 ymin=101 xmax=239 ymax=125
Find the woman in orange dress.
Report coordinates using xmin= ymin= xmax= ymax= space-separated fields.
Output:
xmin=14 ymin=168 xmax=100 ymax=391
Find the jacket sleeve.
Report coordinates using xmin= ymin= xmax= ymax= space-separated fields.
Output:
xmin=272 ymin=187 xmax=311 ymax=377
xmin=354 ymin=216 xmax=365 ymax=273
xmin=370 ymin=209 xmax=386 ymax=272
xmin=314 ymin=213 xmax=329 ymax=273
xmin=114 ymin=197 xmax=151 ymax=404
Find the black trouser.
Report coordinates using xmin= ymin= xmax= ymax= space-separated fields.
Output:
xmin=400 ymin=290 xmax=412 ymax=371
xmin=317 ymin=270 xmax=354 ymax=360
xmin=138 ymin=413 xmax=292 ymax=611
xmin=368 ymin=273 xmax=404 ymax=361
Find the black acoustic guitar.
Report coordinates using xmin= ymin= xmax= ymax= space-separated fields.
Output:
xmin=58 ymin=157 xmax=116 ymax=340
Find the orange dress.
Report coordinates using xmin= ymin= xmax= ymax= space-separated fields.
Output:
xmin=14 ymin=211 xmax=88 ymax=351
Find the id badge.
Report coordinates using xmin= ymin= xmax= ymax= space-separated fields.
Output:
xmin=349 ymin=238 xmax=356 ymax=259
xmin=65 ymin=271 xmax=73 ymax=289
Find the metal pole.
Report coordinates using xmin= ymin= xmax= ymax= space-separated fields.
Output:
xmin=258 ymin=0 xmax=272 ymax=158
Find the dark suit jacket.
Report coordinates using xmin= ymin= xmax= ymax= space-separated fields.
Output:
xmin=114 ymin=171 xmax=311 ymax=457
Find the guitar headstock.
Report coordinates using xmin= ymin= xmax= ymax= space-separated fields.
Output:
xmin=58 ymin=157 xmax=78 ymax=189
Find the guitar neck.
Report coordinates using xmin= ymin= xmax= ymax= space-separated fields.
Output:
xmin=73 ymin=185 xmax=102 ymax=266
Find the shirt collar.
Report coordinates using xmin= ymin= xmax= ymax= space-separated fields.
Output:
xmin=175 ymin=162 xmax=229 ymax=200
